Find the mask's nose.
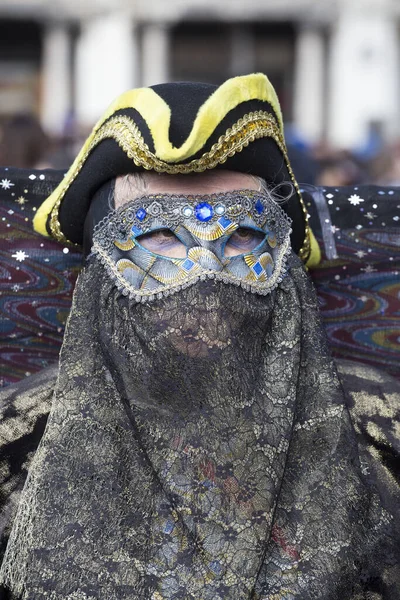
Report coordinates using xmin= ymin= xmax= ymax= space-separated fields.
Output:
xmin=187 ymin=246 xmax=223 ymax=271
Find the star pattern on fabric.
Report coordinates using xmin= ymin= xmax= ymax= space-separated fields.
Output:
xmin=16 ymin=196 xmax=27 ymax=205
xmin=355 ymin=250 xmax=367 ymax=258
xmin=1 ymin=178 xmax=14 ymax=190
xmin=364 ymin=212 xmax=377 ymax=219
xmin=348 ymin=194 xmax=364 ymax=206
xmin=12 ymin=250 xmax=29 ymax=262
xmin=331 ymin=225 xmax=340 ymax=234
xmin=361 ymin=264 xmax=377 ymax=273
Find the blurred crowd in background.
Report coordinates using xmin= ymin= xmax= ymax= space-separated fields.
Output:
xmin=1 ymin=0 xmax=400 ymax=188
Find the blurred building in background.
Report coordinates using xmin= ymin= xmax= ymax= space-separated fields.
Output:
xmin=0 ymin=0 xmax=399 ymax=154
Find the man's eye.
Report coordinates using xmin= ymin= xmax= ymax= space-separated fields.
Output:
xmin=224 ymin=227 xmax=266 ymax=257
xmin=136 ymin=229 xmax=186 ymax=258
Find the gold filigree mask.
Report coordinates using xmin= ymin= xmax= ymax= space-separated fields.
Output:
xmin=92 ymin=190 xmax=292 ymax=302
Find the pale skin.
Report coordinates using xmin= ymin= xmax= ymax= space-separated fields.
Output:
xmin=114 ymin=171 xmax=262 ymax=258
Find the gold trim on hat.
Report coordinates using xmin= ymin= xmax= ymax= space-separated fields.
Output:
xmin=47 ymin=111 xmax=310 ymax=261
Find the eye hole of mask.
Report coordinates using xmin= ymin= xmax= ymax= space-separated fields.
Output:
xmin=224 ymin=227 xmax=266 ymax=257
xmin=136 ymin=229 xmax=187 ymax=258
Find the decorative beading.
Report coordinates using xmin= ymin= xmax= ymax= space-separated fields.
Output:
xmin=92 ymin=191 xmax=292 ymax=302
xmin=94 ymin=190 xmax=292 ymax=252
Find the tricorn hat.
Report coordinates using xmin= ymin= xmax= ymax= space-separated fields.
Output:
xmin=33 ymin=73 xmax=310 ymax=260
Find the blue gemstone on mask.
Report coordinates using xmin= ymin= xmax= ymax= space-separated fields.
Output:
xmin=181 ymin=258 xmax=195 ymax=271
xmin=218 ymin=216 xmax=232 ymax=230
xmin=255 ymin=199 xmax=264 ymax=215
xmin=131 ymin=225 xmax=143 ymax=236
xmin=136 ymin=208 xmax=147 ymax=221
xmin=194 ymin=202 xmax=213 ymax=222
xmin=252 ymin=262 xmax=263 ymax=277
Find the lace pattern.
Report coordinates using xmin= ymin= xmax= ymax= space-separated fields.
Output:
xmin=1 ymin=252 xmax=398 ymax=599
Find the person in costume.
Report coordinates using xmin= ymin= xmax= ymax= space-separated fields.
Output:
xmin=0 ymin=73 xmax=399 ymax=599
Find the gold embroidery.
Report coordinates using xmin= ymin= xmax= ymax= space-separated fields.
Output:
xmin=49 ymin=111 xmax=310 ymax=261
xmin=93 ymin=234 xmax=291 ymax=300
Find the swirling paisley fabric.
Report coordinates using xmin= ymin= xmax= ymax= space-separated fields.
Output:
xmin=306 ymin=185 xmax=400 ymax=380
xmin=0 ymin=168 xmax=81 ymax=387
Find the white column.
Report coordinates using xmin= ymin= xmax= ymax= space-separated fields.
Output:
xmin=75 ymin=13 xmax=137 ymax=129
xmin=141 ymin=23 xmax=170 ymax=87
xmin=293 ymin=24 xmax=325 ymax=144
xmin=328 ymin=0 xmax=399 ymax=148
xmin=230 ymin=25 xmax=255 ymax=76
xmin=41 ymin=22 xmax=72 ymax=136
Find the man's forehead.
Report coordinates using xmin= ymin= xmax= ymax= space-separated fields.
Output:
xmin=114 ymin=171 xmax=261 ymax=208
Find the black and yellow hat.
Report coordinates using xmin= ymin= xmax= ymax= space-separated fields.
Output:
xmin=33 ymin=73 xmax=311 ymax=261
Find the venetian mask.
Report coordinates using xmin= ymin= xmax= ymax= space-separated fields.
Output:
xmin=92 ymin=189 xmax=292 ymax=302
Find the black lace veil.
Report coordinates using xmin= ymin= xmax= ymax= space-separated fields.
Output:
xmin=0 ymin=245 xmax=398 ymax=598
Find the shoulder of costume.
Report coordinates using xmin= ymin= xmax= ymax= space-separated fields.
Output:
xmin=0 ymin=167 xmax=65 ymax=209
